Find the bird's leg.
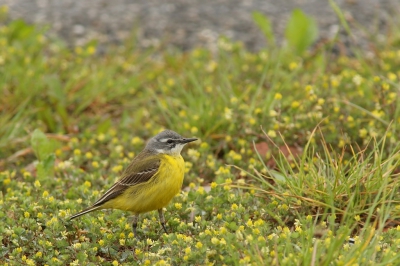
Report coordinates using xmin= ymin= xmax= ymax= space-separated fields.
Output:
xmin=132 ymin=214 xmax=138 ymax=237
xmin=158 ymin=209 xmax=168 ymax=234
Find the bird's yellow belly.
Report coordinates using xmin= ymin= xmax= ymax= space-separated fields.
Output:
xmin=106 ymin=155 xmax=185 ymax=214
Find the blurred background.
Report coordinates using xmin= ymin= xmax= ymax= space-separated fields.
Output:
xmin=1 ymin=0 xmax=399 ymax=51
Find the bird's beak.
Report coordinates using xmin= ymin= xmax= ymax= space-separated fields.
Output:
xmin=180 ymin=138 xmax=198 ymax=144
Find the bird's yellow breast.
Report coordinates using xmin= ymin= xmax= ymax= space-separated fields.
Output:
xmin=106 ymin=154 xmax=185 ymax=214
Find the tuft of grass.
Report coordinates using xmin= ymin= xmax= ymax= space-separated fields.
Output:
xmin=234 ymin=128 xmax=400 ymax=264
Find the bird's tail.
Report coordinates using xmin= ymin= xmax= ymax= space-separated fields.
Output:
xmin=69 ymin=205 xmax=102 ymax=220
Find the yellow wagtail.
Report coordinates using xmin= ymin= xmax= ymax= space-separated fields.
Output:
xmin=69 ymin=130 xmax=197 ymax=235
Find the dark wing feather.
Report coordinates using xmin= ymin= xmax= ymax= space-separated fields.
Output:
xmin=91 ymin=152 xmax=160 ymax=207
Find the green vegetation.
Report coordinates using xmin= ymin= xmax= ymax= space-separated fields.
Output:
xmin=1 ymin=5 xmax=400 ymax=265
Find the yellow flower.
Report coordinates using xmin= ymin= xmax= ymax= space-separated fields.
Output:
xmin=274 ymin=93 xmax=282 ymax=100
xmin=34 ymin=180 xmax=41 ymax=188
xmin=73 ymin=149 xmax=81 ymax=156
xmin=97 ymin=133 xmax=105 ymax=141
xmin=185 ymin=247 xmax=191 ymax=255
xmin=381 ymin=82 xmax=390 ymax=91
xmin=269 ymin=110 xmax=277 ymax=117
xmin=190 ymin=127 xmax=198 ymax=134
xmin=215 ymin=166 xmax=230 ymax=175
xmin=280 ymin=204 xmax=289 ymax=211
xmin=115 ymin=145 xmax=123 ymax=153
xmin=338 ymin=139 xmax=345 ymax=148
xmin=352 ymin=75 xmax=363 ymax=86
xmin=289 ymin=62 xmax=298 ymax=70
xmin=387 ymin=72 xmax=397 ymax=81
xmin=246 ymin=219 xmax=253 ymax=227
xmin=291 ymin=101 xmax=300 ymax=109
xmin=267 ymin=130 xmax=276 ymax=138
xmin=359 ymin=128 xmax=368 ymax=138
xmin=206 ymin=61 xmax=218 ymax=72
xmin=3 ymin=178 xmax=11 ymax=185
xmin=87 ymin=46 xmax=96 ymax=55
xmin=224 ymin=107 xmax=233 ymax=120
xmin=211 ymin=237 xmax=219 ymax=245
xmin=347 ymin=116 xmax=354 ymax=122
xmin=179 ymin=110 xmax=186 ymax=117
xmin=131 ymin=137 xmax=143 ymax=145
xmin=228 ymin=150 xmax=242 ymax=161
xmin=112 ymin=165 xmax=123 ymax=173
xmin=167 ymin=78 xmax=175 ymax=87
xmin=195 ymin=242 xmax=203 ymax=249
xmin=254 ymin=219 xmax=264 ymax=227
xmin=26 ymin=259 xmax=35 ymax=266
xmin=58 ymin=210 xmax=67 ymax=218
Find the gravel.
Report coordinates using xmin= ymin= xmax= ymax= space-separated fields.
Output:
xmin=1 ymin=0 xmax=399 ymax=51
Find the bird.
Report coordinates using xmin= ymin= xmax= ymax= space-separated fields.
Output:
xmin=69 ymin=129 xmax=197 ymax=235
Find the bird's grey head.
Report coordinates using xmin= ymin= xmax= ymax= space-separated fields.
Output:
xmin=145 ymin=130 xmax=197 ymax=155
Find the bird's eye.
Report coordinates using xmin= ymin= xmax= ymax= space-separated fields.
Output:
xmin=166 ymin=139 xmax=173 ymax=144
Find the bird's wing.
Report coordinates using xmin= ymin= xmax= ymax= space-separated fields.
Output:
xmin=91 ymin=153 xmax=161 ymax=208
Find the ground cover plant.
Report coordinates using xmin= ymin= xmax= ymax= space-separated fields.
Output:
xmin=1 ymin=5 xmax=400 ymax=265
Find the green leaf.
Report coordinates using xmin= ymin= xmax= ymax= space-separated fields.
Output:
xmin=285 ymin=9 xmax=318 ymax=54
xmin=252 ymin=11 xmax=275 ymax=46
xmin=228 ymin=221 xmax=238 ymax=231
xmin=36 ymin=154 xmax=55 ymax=181
xmin=42 ymin=153 xmax=55 ymax=171
xmin=31 ymin=129 xmax=54 ymax=161
xmin=270 ymin=170 xmax=286 ymax=182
